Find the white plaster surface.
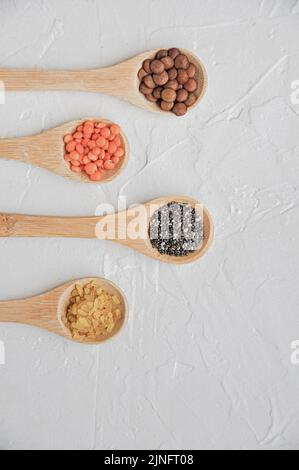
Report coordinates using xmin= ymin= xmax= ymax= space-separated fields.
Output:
xmin=0 ymin=0 xmax=298 ymax=451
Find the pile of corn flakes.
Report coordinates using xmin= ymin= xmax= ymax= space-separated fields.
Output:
xmin=65 ymin=281 xmax=122 ymax=341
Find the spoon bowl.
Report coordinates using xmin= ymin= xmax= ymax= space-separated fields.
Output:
xmin=0 ymin=49 xmax=207 ymax=115
xmin=0 ymin=278 xmax=128 ymax=344
xmin=132 ymin=196 xmax=213 ymax=264
xmin=0 ymin=196 xmax=213 ymax=264
xmin=135 ymin=49 xmax=208 ymax=114
xmin=0 ymin=118 xmax=130 ymax=183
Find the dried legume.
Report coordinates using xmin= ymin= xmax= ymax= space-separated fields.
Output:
xmin=138 ymin=48 xmax=200 ymax=116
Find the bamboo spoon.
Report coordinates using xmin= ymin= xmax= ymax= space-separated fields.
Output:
xmin=0 ymin=196 xmax=213 ymax=264
xmin=0 ymin=278 xmax=127 ymax=345
xmin=0 ymin=118 xmax=129 ymax=183
xmin=0 ymin=49 xmax=207 ymax=114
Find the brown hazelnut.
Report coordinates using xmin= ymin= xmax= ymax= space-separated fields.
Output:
xmin=160 ymin=100 xmax=174 ymax=111
xmin=150 ymin=60 xmax=165 ymax=74
xmin=161 ymin=56 xmax=174 ymax=70
xmin=153 ymin=71 xmax=169 ymax=86
xmin=146 ymin=93 xmax=158 ymax=103
xmin=168 ymin=48 xmax=181 ymax=59
xmin=184 ymin=93 xmax=197 ymax=107
xmin=165 ymin=79 xmax=179 ymax=91
xmin=143 ymin=59 xmax=152 ymax=73
xmin=161 ymin=88 xmax=176 ymax=103
xmin=139 ymin=83 xmax=153 ymax=95
xmin=177 ymin=69 xmax=189 ymax=85
xmin=174 ymin=54 xmax=189 ymax=70
xmin=184 ymin=78 xmax=198 ymax=92
xmin=176 ymin=89 xmax=188 ymax=103
xmin=153 ymin=87 xmax=163 ymax=99
xmin=138 ymin=68 xmax=147 ymax=80
xmin=187 ymin=63 xmax=196 ymax=78
xmin=156 ymin=49 xmax=168 ymax=59
xmin=143 ymin=75 xmax=155 ymax=89
xmin=172 ymin=102 xmax=187 ymax=116
xmin=168 ymin=67 xmax=178 ymax=80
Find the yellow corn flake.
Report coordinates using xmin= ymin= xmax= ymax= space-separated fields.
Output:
xmin=73 ymin=333 xmax=82 ymax=341
xmin=79 ymin=317 xmax=90 ymax=327
xmin=71 ymin=304 xmax=78 ymax=314
xmin=77 ymin=309 xmax=88 ymax=317
xmin=91 ymin=318 xmax=99 ymax=328
xmin=68 ymin=314 xmax=76 ymax=323
xmin=112 ymin=295 xmax=120 ymax=305
xmin=80 ymin=304 xmax=89 ymax=313
xmin=115 ymin=309 xmax=121 ymax=319
xmin=76 ymin=284 xmax=83 ymax=297
xmin=107 ymin=324 xmax=114 ymax=333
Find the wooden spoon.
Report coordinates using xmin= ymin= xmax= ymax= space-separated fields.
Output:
xmin=0 ymin=196 xmax=213 ymax=264
xmin=0 ymin=278 xmax=128 ymax=344
xmin=0 ymin=118 xmax=129 ymax=183
xmin=0 ymin=49 xmax=207 ymax=114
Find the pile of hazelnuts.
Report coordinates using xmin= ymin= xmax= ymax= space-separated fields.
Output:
xmin=138 ymin=48 xmax=199 ymax=116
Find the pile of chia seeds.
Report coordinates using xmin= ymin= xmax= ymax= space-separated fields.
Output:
xmin=149 ymin=201 xmax=203 ymax=257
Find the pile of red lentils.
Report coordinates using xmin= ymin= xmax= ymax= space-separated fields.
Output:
xmin=64 ymin=121 xmax=125 ymax=181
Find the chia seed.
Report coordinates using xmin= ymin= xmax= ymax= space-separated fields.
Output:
xmin=149 ymin=202 xmax=203 ymax=257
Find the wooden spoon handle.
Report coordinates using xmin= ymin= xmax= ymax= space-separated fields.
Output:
xmin=0 ymin=136 xmax=32 ymax=162
xmin=0 ymin=296 xmax=55 ymax=326
xmin=0 ymin=299 xmax=37 ymax=323
xmin=0 ymin=213 xmax=100 ymax=238
xmin=0 ymin=68 xmax=94 ymax=92
xmin=0 ymin=282 xmax=74 ymax=336
xmin=0 ymin=66 xmax=130 ymax=95
xmin=0 ymin=211 xmax=135 ymax=240
xmin=0 ymin=296 xmax=64 ymax=338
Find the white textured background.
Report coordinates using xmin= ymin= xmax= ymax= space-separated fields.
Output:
xmin=0 ymin=0 xmax=298 ymax=451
